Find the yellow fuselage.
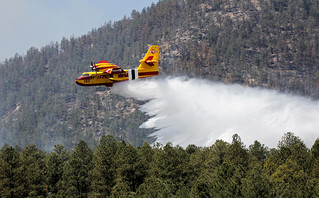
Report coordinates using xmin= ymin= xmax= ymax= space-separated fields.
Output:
xmin=75 ymin=70 xmax=129 ymax=87
xmin=75 ymin=45 xmax=159 ymax=87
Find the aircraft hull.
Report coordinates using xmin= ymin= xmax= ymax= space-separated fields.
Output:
xmin=75 ymin=45 xmax=159 ymax=87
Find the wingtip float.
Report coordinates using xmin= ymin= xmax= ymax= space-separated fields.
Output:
xmin=75 ymin=45 xmax=159 ymax=87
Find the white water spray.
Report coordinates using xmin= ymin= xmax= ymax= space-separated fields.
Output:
xmin=113 ymin=77 xmax=319 ymax=148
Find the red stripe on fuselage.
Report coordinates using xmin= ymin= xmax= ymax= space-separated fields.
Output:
xmin=75 ymin=81 xmax=113 ymax=87
xmin=138 ymin=71 xmax=159 ymax=76
xmin=76 ymin=76 xmax=91 ymax=80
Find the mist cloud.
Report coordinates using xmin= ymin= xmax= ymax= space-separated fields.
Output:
xmin=113 ymin=77 xmax=319 ymax=148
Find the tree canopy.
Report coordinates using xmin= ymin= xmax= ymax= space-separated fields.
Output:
xmin=0 ymin=133 xmax=318 ymax=197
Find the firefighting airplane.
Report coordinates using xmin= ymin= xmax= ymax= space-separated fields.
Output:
xmin=75 ymin=45 xmax=159 ymax=87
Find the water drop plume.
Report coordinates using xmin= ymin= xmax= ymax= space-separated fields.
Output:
xmin=113 ymin=76 xmax=319 ymax=148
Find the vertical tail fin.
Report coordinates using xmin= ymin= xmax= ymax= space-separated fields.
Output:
xmin=137 ymin=45 xmax=159 ymax=77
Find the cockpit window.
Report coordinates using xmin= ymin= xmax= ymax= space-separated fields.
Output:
xmin=82 ymin=74 xmax=90 ymax=77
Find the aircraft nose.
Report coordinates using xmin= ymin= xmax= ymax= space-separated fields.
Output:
xmin=75 ymin=79 xmax=81 ymax=86
xmin=75 ymin=76 xmax=90 ymax=86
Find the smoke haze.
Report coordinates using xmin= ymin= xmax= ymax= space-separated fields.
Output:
xmin=113 ymin=77 xmax=319 ymax=148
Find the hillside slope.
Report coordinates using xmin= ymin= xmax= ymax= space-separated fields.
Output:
xmin=0 ymin=0 xmax=318 ymax=149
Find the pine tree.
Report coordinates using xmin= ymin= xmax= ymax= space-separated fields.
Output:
xmin=241 ymin=141 xmax=270 ymax=197
xmin=149 ymin=143 xmax=188 ymax=193
xmin=91 ymin=135 xmax=118 ymax=197
xmin=305 ymin=139 xmax=319 ymax=197
xmin=265 ymin=132 xmax=309 ymax=175
xmin=46 ymin=144 xmax=70 ymax=194
xmin=190 ymin=173 xmax=215 ymax=198
xmin=114 ymin=141 xmax=138 ymax=192
xmin=110 ymin=180 xmax=134 ymax=198
xmin=265 ymin=132 xmax=309 ymax=197
xmin=20 ymin=144 xmax=46 ymax=197
xmin=0 ymin=145 xmax=24 ymax=198
xmin=136 ymin=177 xmax=174 ymax=198
xmin=215 ymin=134 xmax=249 ymax=197
xmin=270 ymin=159 xmax=307 ymax=197
xmin=134 ymin=142 xmax=154 ymax=189
xmin=58 ymin=140 xmax=93 ymax=198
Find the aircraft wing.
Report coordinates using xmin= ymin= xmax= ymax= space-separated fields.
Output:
xmin=96 ymin=60 xmax=120 ymax=69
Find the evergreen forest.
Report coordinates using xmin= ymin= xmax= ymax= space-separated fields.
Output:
xmin=1 ymin=133 xmax=319 ymax=197
xmin=0 ymin=0 xmax=318 ymax=150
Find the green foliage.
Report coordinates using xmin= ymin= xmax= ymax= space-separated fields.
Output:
xmin=0 ymin=133 xmax=318 ymax=197
xmin=114 ymin=141 xmax=139 ymax=192
xmin=110 ymin=180 xmax=134 ymax=198
xmin=0 ymin=145 xmax=24 ymax=197
xmin=58 ymin=140 xmax=93 ymax=197
xmin=190 ymin=173 xmax=215 ymax=198
xmin=242 ymin=163 xmax=271 ymax=198
xmin=20 ymin=144 xmax=46 ymax=197
xmin=46 ymin=144 xmax=70 ymax=194
xmin=265 ymin=132 xmax=309 ymax=175
xmin=136 ymin=177 xmax=174 ymax=198
xmin=90 ymin=135 xmax=118 ymax=197
xmin=149 ymin=143 xmax=189 ymax=193
xmin=270 ymin=159 xmax=307 ymax=197
xmin=249 ymin=140 xmax=269 ymax=163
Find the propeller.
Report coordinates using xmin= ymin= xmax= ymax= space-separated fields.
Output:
xmin=90 ymin=61 xmax=96 ymax=71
